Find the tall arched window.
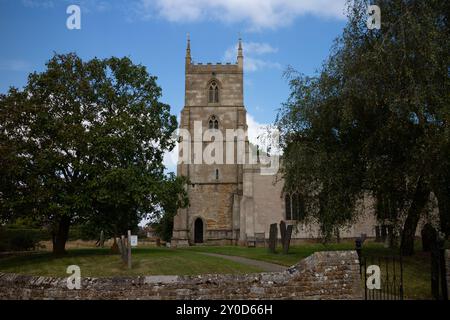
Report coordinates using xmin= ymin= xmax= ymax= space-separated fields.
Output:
xmin=285 ymin=194 xmax=292 ymax=220
xmin=285 ymin=193 xmax=305 ymax=220
xmin=208 ymin=115 xmax=219 ymax=129
xmin=208 ymin=81 xmax=219 ymax=103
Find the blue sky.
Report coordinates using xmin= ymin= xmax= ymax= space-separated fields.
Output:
xmin=0 ymin=0 xmax=348 ymax=170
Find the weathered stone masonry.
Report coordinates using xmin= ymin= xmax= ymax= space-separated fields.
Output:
xmin=0 ymin=251 xmax=363 ymax=300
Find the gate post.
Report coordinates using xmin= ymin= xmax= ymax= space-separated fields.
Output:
xmin=446 ymin=250 xmax=450 ymax=300
xmin=431 ymin=236 xmax=448 ymax=300
xmin=439 ymin=244 xmax=448 ymax=300
xmin=355 ymin=238 xmax=362 ymax=263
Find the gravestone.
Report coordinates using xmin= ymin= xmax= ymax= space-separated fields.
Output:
xmin=375 ymin=226 xmax=381 ymax=242
xmin=421 ymin=223 xmax=438 ymax=252
xmin=280 ymin=221 xmax=286 ymax=245
xmin=381 ymin=225 xmax=388 ymax=242
xmin=283 ymin=225 xmax=293 ymax=254
xmin=360 ymin=233 xmax=367 ymax=243
xmin=387 ymin=226 xmax=398 ymax=248
xmin=279 ymin=221 xmax=293 ymax=254
xmin=268 ymin=223 xmax=277 ymax=253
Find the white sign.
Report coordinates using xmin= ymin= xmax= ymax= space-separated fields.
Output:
xmin=130 ymin=235 xmax=138 ymax=247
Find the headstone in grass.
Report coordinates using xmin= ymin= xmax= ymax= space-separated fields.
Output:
xmin=268 ymin=223 xmax=277 ymax=253
xmin=381 ymin=225 xmax=387 ymax=242
xmin=279 ymin=221 xmax=293 ymax=254
xmin=280 ymin=221 xmax=286 ymax=246
xmin=421 ymin=223 xmax=437 ymax=252
xmin=283 ymin=224 xmax=293 ymax=254
xmin=360 ymin=233 xmax=367 ymax=243
xmin=336 ymin=229 xmax=340 ymax=243
xmin=375 ymin=226 xmax=381 ymax=242
xmin=386 ymin=226 xmax=398 ymax=248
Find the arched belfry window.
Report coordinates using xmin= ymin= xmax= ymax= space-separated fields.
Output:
xmin=208 ymin=115 xmax=219 ymax=130
xmin=208 ymin=81 xmax=219 ymax=103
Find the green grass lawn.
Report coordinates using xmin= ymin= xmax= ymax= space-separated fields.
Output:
xmin=0 ymin=247 xmax=262 ymax=277
xmin=185 ymin=242 xmax=357 ymax=266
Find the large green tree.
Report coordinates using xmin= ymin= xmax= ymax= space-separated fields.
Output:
xmin=151 ymin=173 xmax=189 ymax=242
xmin=276 ymin=0 xmax=449 ymax=254
xmin=0 ymin=53 xmax=185 ymax=254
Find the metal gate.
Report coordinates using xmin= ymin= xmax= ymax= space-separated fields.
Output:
xmin=431 ymin=241 xmax=448 ymax=300
xmin=360 ymin=256 xmax=404 ymax=300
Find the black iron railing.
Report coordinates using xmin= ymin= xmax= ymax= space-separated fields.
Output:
xmin=360 ymin=255 xmax=404 ymax=300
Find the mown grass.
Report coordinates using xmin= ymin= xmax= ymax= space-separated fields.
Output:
xmin=0 ymin=247 xmax=262 ymax=277
xmin=185 ymin=242 xmax=357 ymax=266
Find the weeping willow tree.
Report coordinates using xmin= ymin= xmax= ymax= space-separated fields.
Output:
xmin=276 ymin=0 xmax=449 ymax=254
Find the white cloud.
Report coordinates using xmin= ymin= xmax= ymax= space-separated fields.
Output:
xmin=224 ymin=42 xmax=278 ymax=60
xmin=141 ymin=0 xmax=346 ymax=30
xmin=163 ymin=140 xmax=178 ymax=173
xmin=21 ymin=0 xmax=111 ymax=13
xmin=22 ymin=0 xmax=54 ymax=8
xmin=245 ymin=58 xmax=282 ymax=72
xmin=0 ymin=59 xmax=31 ymax=72
xmin=242 ymin=42 xmax=279 ymax=55
xmin=163 ymin=114 xmax=181 ymax=174
xmin=224 ymin=42 xmax=281 ymax=72
xmin=246 ymin=113 xmax=268 ymax=146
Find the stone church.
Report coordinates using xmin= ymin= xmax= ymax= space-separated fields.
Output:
xmin=171 ymin=38 xmax=381 ymax=247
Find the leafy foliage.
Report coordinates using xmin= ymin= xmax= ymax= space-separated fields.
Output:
xmin=0 ymin=53 xmax=187 ymax=253
xmin=276 ymin=0 xmax=449 ymax=251
xmin=151 ymin=173 xmax=189 ymax=242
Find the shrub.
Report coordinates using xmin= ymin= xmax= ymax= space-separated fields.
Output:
xmin=0 ymin=226 xmax=49 ymax=252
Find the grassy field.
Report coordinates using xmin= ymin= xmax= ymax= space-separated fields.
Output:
xmin=186 ymin=242 xmax=357 ymax=266
xmin=0 ymin=240 xmax=444 ymax=300
xmin=0 ymin=247 xmax=262 ymax=277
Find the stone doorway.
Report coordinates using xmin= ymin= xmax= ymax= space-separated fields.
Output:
xmin=194 ymin=218 xmax=203 ymax=243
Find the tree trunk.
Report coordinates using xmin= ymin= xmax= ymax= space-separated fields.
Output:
xmin=52 ymin=216 xmax=70 ymax=255
xmin=400 ymin=178 xmax=430 ymax=256
xmin=111 ymin=236 xmax=119 ymax=254
xmin=433 ymin=177 xmax=450 ymax=238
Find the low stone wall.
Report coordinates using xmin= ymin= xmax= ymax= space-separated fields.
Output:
xmin=0 ymin=251 xmax=363 ymax=300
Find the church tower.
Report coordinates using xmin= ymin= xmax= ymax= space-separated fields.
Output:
xmin=172 ymin=36 xmax=248 ymax=246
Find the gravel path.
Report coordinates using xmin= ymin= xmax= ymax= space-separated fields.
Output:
xmin=199 ymin=252 xmax=287 ymax=272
